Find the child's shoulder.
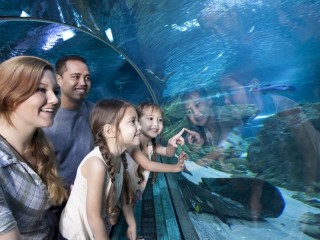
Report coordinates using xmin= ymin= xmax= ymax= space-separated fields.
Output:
xmin=81 ymin=156 xmax=107 ymax=180
xmin=127 ymin=146 xmax=142 ymax=154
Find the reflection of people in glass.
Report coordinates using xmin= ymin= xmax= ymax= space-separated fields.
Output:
xmin=219 ymin=66 xmax=298 ymax=137
xmin=180 ymin=87 xmax=283 ymax=221
xmin=182 ymin=88 xmax=222 ymax=146
xmin=276 ymin=2 xmax=320 ymax=43
xmin=219 ymin=64 xmax=320 ymax=189
xmin=181 ymin=88 xmax=243 ymax=166
xmin=199 ymin=1 xmax=254 ymax=46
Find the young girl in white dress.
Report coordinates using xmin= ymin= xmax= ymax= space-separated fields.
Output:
xmin=59 ymin=99 xmax=141 ymax=240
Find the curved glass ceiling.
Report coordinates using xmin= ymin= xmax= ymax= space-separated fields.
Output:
xmin=1 ymin=1 xmax=319 ymax=104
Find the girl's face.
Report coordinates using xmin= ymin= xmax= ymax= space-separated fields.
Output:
xmin=118 ymin=106 xmax=141 ymax=149
xmin=12 ymin=70 xmax=60 ymax=129
xmin=183 ymin=92 xmax=212 ymax=127
xmin=139 ymin=106 xmax=163 ymax=139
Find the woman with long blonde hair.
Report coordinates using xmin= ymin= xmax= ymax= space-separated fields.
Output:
xmin=0 ymin=56 xmax=66 ymax=239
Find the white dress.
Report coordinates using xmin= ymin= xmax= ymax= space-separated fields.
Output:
xmin=59 ymin=147 xmax=123 ymax=240
xmin=126 ymin=142 xmax=153 ymax=204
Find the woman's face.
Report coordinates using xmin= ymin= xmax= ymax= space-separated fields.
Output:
xmin=220 ymin=76 xmax=250 ymax=105
xmin=139 ymin=107 xmax=163 ymax=139
xmin=12 ymin=70 xmax=60 ymax=129
xmin=183 ymin=92 xmax=212 ymax=127
xmin=118 ymin=106 xmax=141 ymax=149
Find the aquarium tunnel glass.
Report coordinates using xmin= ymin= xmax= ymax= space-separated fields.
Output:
xmin=1 ymin=0 xmax=320 ymax=239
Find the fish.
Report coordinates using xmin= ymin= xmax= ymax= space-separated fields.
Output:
xmin=177 ymin=160 xmax=285 ymax=221
xmin=200 ymin=177 xmax=286 ymax=218
xmin=250 ymin=84 xmax=296 ymax=94
xmin=177 ymin=177 xmax=248 ymax=224
xmin=183 ymin=166 xmax=193 ymax=176
xmin=191 ymin=200 xmax=201 ymax=213
xmin=178 ymin=176 xmax=285 ymax=222
xmin=144 ymin=69 xmax=175 ymax=83
xmin=182 ymin=160 xmax=231 ymax=185
xmin=114 ymin=78 xmax=134 ymax=90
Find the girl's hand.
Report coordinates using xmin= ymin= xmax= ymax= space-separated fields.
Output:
xmin=178 ymin=151 xmax=188 ymax=161
xmin=176 ymin=152 xmax=188 ymax=172
xmin=168 ymin=128 xmax=186 ymax=148
xmin=184 ymin=128 xmax=204 ymax=146
xmin=126 ymin=225 xmax=137 ymax=240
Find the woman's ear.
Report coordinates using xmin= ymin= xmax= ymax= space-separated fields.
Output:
xmin=103 ymin=124 xmax=116 ymax=138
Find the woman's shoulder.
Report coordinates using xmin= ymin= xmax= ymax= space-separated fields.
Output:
xmin=0 ymin=139 xmax=19 ymax=167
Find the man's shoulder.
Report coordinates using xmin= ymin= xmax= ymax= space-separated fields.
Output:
xmin=83 ymin=100 xmax=95 ymax=111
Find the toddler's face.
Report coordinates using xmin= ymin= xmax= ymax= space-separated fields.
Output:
xmin=139 ymin=107 xmax=163 ymax=139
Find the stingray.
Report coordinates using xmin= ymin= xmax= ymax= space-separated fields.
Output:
xmin=177 ymin=176 xmax=285 ymax=223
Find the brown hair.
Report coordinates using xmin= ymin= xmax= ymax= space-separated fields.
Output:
xmin=136 ymin=102 xmax=160 ymax=184
xmin=55 ymin=55 xmax=87 ymax=76
xmin=90 ymin=99 xmax=135 ymax=225
xmin=0 ymin=56 xmax=54 ymax=124
xmin=0 ymin=55 xmax=66 ymax=205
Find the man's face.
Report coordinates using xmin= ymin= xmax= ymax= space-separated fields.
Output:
xmin=57 ymin=60 xmax=91 ymax=105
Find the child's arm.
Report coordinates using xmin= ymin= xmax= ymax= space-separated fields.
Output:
xmin=120 ymin=187 xmax=137 ymax=240
xmin=129 ymin=147 xmax=185 ymax=173
xmin=157 ymin=128 xmax=186 ymax=157
xmin=184 ymin=128 xmax=204 ymax=146
xmin=84 ymin=157 xmax=109 ymax=240
xmin=0 ymin=228 xmax=21 ymax=240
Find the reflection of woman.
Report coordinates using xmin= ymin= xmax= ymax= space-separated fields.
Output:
xmin=0 ymin=56 xmax=66 ymax=239
xmin=220 ymin=65 xmax=320 ymax=187
xmin=220 ymin=71 xmax=297 ymax=113
xmin=220 ymin=68 xmax=298 ymax=138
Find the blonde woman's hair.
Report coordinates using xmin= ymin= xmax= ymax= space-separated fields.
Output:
xmin=0 ymin=56 xmax=67 ymax=205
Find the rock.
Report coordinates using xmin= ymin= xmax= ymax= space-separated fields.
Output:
xmin=247 ymin=103 xmax=320 ymax=196
xmin=299 ymin=212 xmax=320 ymax=239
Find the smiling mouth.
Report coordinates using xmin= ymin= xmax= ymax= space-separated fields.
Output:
xmin=41 ymin=108 xmax=55 ymax=113
xmin=75 ymin=88 xmax=87 ymax=94
xmin=195 ymin=116 xmax=204 ymax=121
